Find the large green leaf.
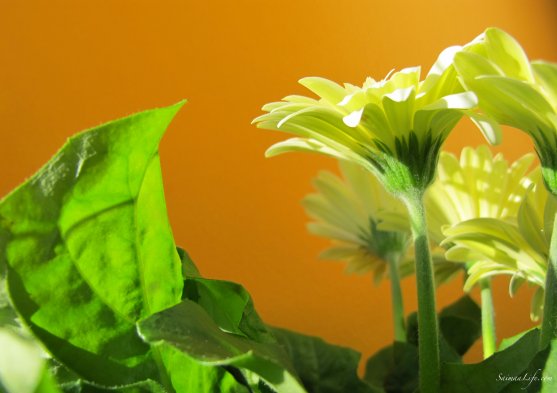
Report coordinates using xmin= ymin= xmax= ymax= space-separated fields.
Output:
xmin=137 ymin=299 xmax=307 ymax=393
xmin=272 ymin=327 xmax=377 ymax=393
xmin=0 ymin=102 xmax=185 ymax=385
xmin=440 ymin=329 xmax=541 ymax=392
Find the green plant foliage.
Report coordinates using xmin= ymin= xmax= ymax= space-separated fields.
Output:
xmin=364 ymin=342 xmax=419 ymax=393
xmin=0 ymin=103 xmax=317 ymax=393
xmin=271 ymin=327 xmax=377 ymax=393
xmin=440 ymin=329 xmax=542 ymax=392
xmin=405 ymin=296 xmax=481 ymax=361
xmin=437 ymin=296 xmax=482 ymax=356
xmin=364 ymin=296 xmax=481 ymax=392
xmin=182 ymin=276 xmax=275 ymax=345
xmin=0 ymin=102 xmax=187 ymax=386
xmin=177 ymin=250 xmax=377 ymax=393
xmin=137 ymin=299 xmax=306 ymax=393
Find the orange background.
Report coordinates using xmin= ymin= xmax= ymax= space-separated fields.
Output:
xmin=1 ymin=1 xmax=557 ymax=365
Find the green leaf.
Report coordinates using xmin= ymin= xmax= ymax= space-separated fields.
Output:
xmin=0 ymin=102 xmax=185 ymax=385
xmin=137 ymin=299 xmax=307 ymax=393
xmin=498 ymin=328 xmax=536 ymax=352
xmin=406 ymin=296 xmax=481 ymax=359
xmin=364 ymin=342 xmax=418 ymax=393
xmin=46 ymin=361 xmax=170 ymax=393
xmin=177 ymin=247 xmax=201 ymax=279
xmin=405 ymin=312 xmax=460 ymax=363
xmin=271 ymin=327 xmax=376 ymax=393
xmin=134 ymin=345 xmax=249 ymax=393
xmin=438 ymin=296 xmax=482 ymax=357
xmin=182 ymin=277 xmax=276 ymax=345
xmin=61 ymin=379 xmax=169 ymax=393
xmin=440 ymin=329 xmax=541 ymax=392
xmin=364 ymin=296 xmax=480 ymax=392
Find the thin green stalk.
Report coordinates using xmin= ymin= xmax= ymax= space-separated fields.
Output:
xmin=480 ymin=278 xmax=496 ymax=358
xmin=404 ymin=194 xmax=440 ymax=393
xmin=386 ymin=252 xmax=406 ymax=342
xmin=540 ymin=211 xmax=557 ymax=349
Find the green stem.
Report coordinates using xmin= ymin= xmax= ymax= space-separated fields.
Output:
xmin=480 ymin=278 xmax=496 ymax=358
xmin=404 ymin=194 xmax=440 ymax=393
xmin=387 ymin=252 xmax=406 ymax=342
xmin=540 ymin=211 xmax=557 ymax=349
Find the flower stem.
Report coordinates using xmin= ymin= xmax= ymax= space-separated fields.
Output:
xmin=404 ymin=194 xmax=440 ymax=393
xmin=540 ymin=211 xmax=557 ymax=349
xmin=480 ymin=278 xmax=496 ymax=358
xmin=386 ymin=252 xmax=406 ymax=342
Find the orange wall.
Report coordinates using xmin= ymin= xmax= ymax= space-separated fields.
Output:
xmin=1 ymin=0 xmax=556 ymax=364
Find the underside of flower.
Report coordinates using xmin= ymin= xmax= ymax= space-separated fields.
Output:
xmin=426 ymin=145 xmax=536 ymax=245
xmin=253 ymin=46 xmax=499 ymax=199
xmin=368 ymin=129 xmax=445 ymax=196
xmin=303 ymin=161 xmax=411 ymax=281
xmin=442 ymin=169 xmax=556 ymax=320
xmin=455 ymin=28 xmax=557 ymax=195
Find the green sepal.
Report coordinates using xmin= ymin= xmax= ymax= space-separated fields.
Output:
xmin=369 ymin=130 xmax=445 ymax=197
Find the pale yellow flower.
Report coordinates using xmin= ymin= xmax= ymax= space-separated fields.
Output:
xmin=254 ymin=48 xmax=497 ymax=196
xmin=303 ymin=161 xmax=411 ymax=282
xmin=442 ymin=168 xmax=556 ymax=320
xmin=454 ymin=27 xmax=557 ymax=194
xmin=426 ymin=145 xmax=536 ymax=244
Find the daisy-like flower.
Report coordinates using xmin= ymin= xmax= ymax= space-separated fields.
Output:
xmin=303 ymin=161 xmax=410 ymax=341
xmin=426 ymin=146 xmax=535 ymax=245
xmin=443 ymin=168 xmax=555 ymax=321
xmin=254 ymin=47 xmax=497 ymax=392
xmin=454 ymin=28 xmax=557 ymax=194
xmin=453 ymin=27 xmax=557 ymax=348
xmin=255 ymin=50 xmax=497 ymax=197
xmin=304 ymin=161 xmax=410 ymax=278
xmin=425 ymin=145 xmax=535 ymax=357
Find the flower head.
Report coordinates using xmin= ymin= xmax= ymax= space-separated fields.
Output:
xmin=426 ymin=145 xmax=536 ymax=245
xmin=454 ymin=27 xmax=557 ymax=193
xmin=254 ymin=49 xmax=497 ymax=196
xmin=303 ymin=161 xmax=411 ymax=282
xmin=304 ymin=160 xmax=462 ymax=287
xmin=442 ymin=168 xmax=555 ymax=320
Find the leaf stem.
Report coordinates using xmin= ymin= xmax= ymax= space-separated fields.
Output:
xmin=404 ymin=194 xmax=440 ymax=393
xmin=480 ymin=278 xmax=496 ymax=358
xmin=386 ymin=252 xmax=406 ymax=342
xmin=540 ymin=210 xmax=557 ymax=349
